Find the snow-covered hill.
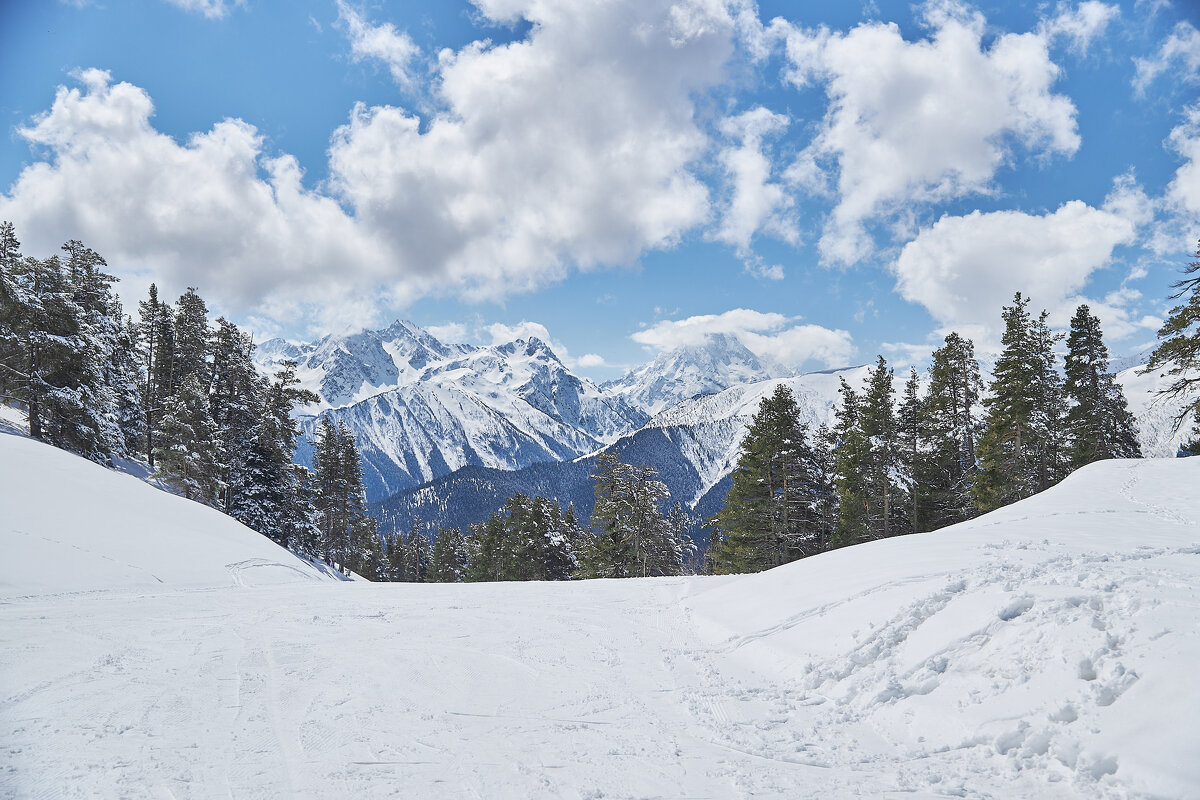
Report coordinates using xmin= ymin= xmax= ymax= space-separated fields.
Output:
xmin=0 ymin=432 xmax=340 ymax=597
xmin=603 ymin=332 xmax=779 ymax=415
xmin=3 ymin=429 xmax=1198 ymax=798
xmin=257 ymin=323 xmax=647 ymax=501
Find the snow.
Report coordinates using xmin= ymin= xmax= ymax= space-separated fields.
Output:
xmin=3 ymin=431 xmax=1199 ymax=798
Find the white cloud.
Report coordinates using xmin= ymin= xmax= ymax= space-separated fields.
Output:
xmin=1 ymin=0 xmax=742 ymax=332
xmin=712 ymin=106 xmax=797 ymax=253
xmin=426 ymin=322 xmax=469 ymax=343
xmin=1039 ymin=2 xmax=1120 ymax=54
xmin=0 ymin=69 xmax=393 ymax=330
xmin=336 ymin=1 xmax=421 ymax=86
xmin=1164 ymin=103 xmax=1200 ymax=230
xmin=576 ymin=353 xmax=607 ymax=368
xmin=162 ymin=0 xmax=243 ymax=19
xmin=486 ymin=320 xmax=555 ymax=346
xmin=632 ymin=308 xmax=853 ymax=369
xmin=1133 ymin=21 xmax=1200 ymax=94
xmin=782 ymin=3 xmax=1080 ymax=265
xmin=892 ymin=196 xmax=1138 ymax=339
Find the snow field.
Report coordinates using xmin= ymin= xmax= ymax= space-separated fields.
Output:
xmin=2 ymin=432 xmax=1198 ymax=798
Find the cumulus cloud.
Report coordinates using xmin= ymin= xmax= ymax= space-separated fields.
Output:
xmin=1 ymin=0 xmax=743 ymax=331
xmin=1163 ymin=104 xmax=1200 ymax=234
xmin=425 ymin=322 xmax=469 ymax=343
xmin=1039 ymin=2 xmax=1120 ymax=54
xmin=782 ymin=2 xmax=1080 ymax=265
xmin=712 ymin=106 xmax=797 ymax=253
xmin=0 ymin=69 xmax=392 ymax=331
xmin=336 ymin=0 xmax=421 ymax=86
xmin=1133 ymin=21 xmax=1200 ymax=94
xmin=632 ymin=309 xmax=853 ymax=370
xmin=576 ymin=353 xmax=608 ymax=368
xmin=892 ymin=193 xmax=1139 ymax=340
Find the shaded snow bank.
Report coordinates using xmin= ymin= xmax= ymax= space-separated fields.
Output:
xmin=0 ymin=432 xmax=340 ymax=596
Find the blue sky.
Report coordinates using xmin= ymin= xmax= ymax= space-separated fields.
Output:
xmin=2 ymin=0 xmax=1198 ymax=379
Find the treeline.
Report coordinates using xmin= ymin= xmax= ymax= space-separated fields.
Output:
xmin=368 ymin=451 xmax=695 ymax=582
xmin=0 ymin=222 xmax=379 ymax=575
xmin=705 ymin=292 xmax=1143 ymax=573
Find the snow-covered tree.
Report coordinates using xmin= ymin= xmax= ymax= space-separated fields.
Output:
xmin=1064 ymin=304 xmax=1141 ymax=465
xmin=1144 ymin=240 xmax=1200 ymax=451
xmin=154 ymin=373 xmax=222 ymax=504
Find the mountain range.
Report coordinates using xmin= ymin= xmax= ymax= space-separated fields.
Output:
xmin=258 ymin=321 xmax=1197 ymax=539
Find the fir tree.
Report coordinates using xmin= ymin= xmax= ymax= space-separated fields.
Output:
xmin=1144 ymin=240 xmax=1200 ymax=451
xmin=706 ymin=384 xmax=819 ymax=574
xmin=860 ymin=356 xmax=903 ymax=538
xmin=429 ymin=527 xmax=469 ymax=582
xmin=831 ymin=378 xmax=870 ymax=547
xmin=580 ymin=453 xmax=679 ymax=578
xmin=137 ymin=283 xmax=173 ymax=465
xmin=404 ymin=521 xmax=431 ymax=582
xmin=1064 ymin=304 xmax=1141 ymax=465
xmin=897 ymin=367 xmax=923 ymax=533
xmin=919 ymin=333 xmax=982 ymax=530
xmin=154 ymin=373 xmax=222 ymax=503
xmin=172 ymin=287 xmax=209 ymax=390
xmin=973 ymin=294 xmax=1067 ymax=512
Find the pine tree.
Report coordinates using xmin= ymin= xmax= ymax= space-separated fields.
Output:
xmin=1144 ymin=240 xmax=1200 ymax=451
xmin=919 ymin=332 xmax=982 ymax=530
xmin=580 ymin=453 xmax=678 ymax=578
xmin=137 ymin=283 xmax=173 ymax=465
xmin=154 ymin=373 xmax=222 ymax=503
xmin=311 ymin=417 xmax=377 ymax=575
xmin=973 ymin=294 xmax=1067 ymax=512
xmin=706 ymin=384 xmax=819 ymax=574
xmin=172 ymin=288 xmax=209 ymax=391
xmin=429 ymin=527 xmax=469 ymax=582
xmin=859 ymin=356 xmax=903 ymax=538
xmin=1064 ymin=304 xmax=1141 ymax=465
xmin=831 ymin=378 xmax=870 ymax=547
xmin=404 ymin=521 xmax=431 ymax=582
xmin=897 ymin=367 xmax=923 ymax=534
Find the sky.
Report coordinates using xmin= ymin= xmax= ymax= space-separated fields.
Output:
xmin=1 ymin=0 xmax=1198 ymax=381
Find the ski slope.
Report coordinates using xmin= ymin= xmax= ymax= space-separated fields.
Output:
xmin=2 ymin=431 xmax=1198 ymax=798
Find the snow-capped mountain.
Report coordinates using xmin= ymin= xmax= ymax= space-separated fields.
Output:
xmin=375 ymin=365 xmax=873 ymax=539
xmin=257 ymin=319 xmax=472 ymax=409
xmin=603 ymin=332 xmax=779 ymax=415
xmin=256 ymin=323 xmax=648 ymax=501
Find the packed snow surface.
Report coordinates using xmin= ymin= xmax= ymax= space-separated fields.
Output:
xmin=2 ymin=432 xmax=1198 ymax=798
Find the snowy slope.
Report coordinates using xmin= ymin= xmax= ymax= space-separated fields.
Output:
xmin=603 ymin=332 xmax=779 ymax=415
xmin=3 ymin=433 xmax=1197 ymax=798
xmin=0 ymin=432 xmax=339 ymax=596
xmin=688 ymin=457 xmax=1200 ymax=798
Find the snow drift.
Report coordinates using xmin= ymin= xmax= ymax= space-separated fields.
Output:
xmin=1 ymin=430 xmax=1197 ymax=798
xmin=0 ymin=432 xmax=339 ymax=597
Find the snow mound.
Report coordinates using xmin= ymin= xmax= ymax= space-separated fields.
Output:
xmin=689 ymin=457 xmax=1200 ymax=798
xmin=2 ymin=443 xmax=1197 ymax=798
xmin=0 ymin=432 xmax=338 ymax=597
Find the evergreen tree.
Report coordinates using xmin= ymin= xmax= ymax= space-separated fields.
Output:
xmin=897 ymin=367 xmax=923 ymax=533
xmin=429 ymin=527 xmax=469 ymax=582
xmin=172 ymin=287 xmax=209 ymax=390
xmin=973 ymin=294 xmax=1068 ymax=512
xmin=154 ymin=373 xmax=222 ymax=503
xmin=404 ymin=521 xmax=431 ymax=582
xmin=137 ymin=283 xmax=173 ymax=465
xmin=1144 ymin=240 xmax=1200 ymax=451
xmin=580 ymin=453 xmax=679 ymax=578
xmin=706 ymin=384 xmax=819 ymax=574
xmin=1064 ymin=304 xmax=1141 ymax=465
xmin=919 ymin=333 xmax=982 ymax=530
xmin=831 ymin=378 xmax=870 ymax=547
xmin=859 ymin=356 xmax=903 ymax=538
xmin=311 ymin=417 xmax=377 ymax=575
